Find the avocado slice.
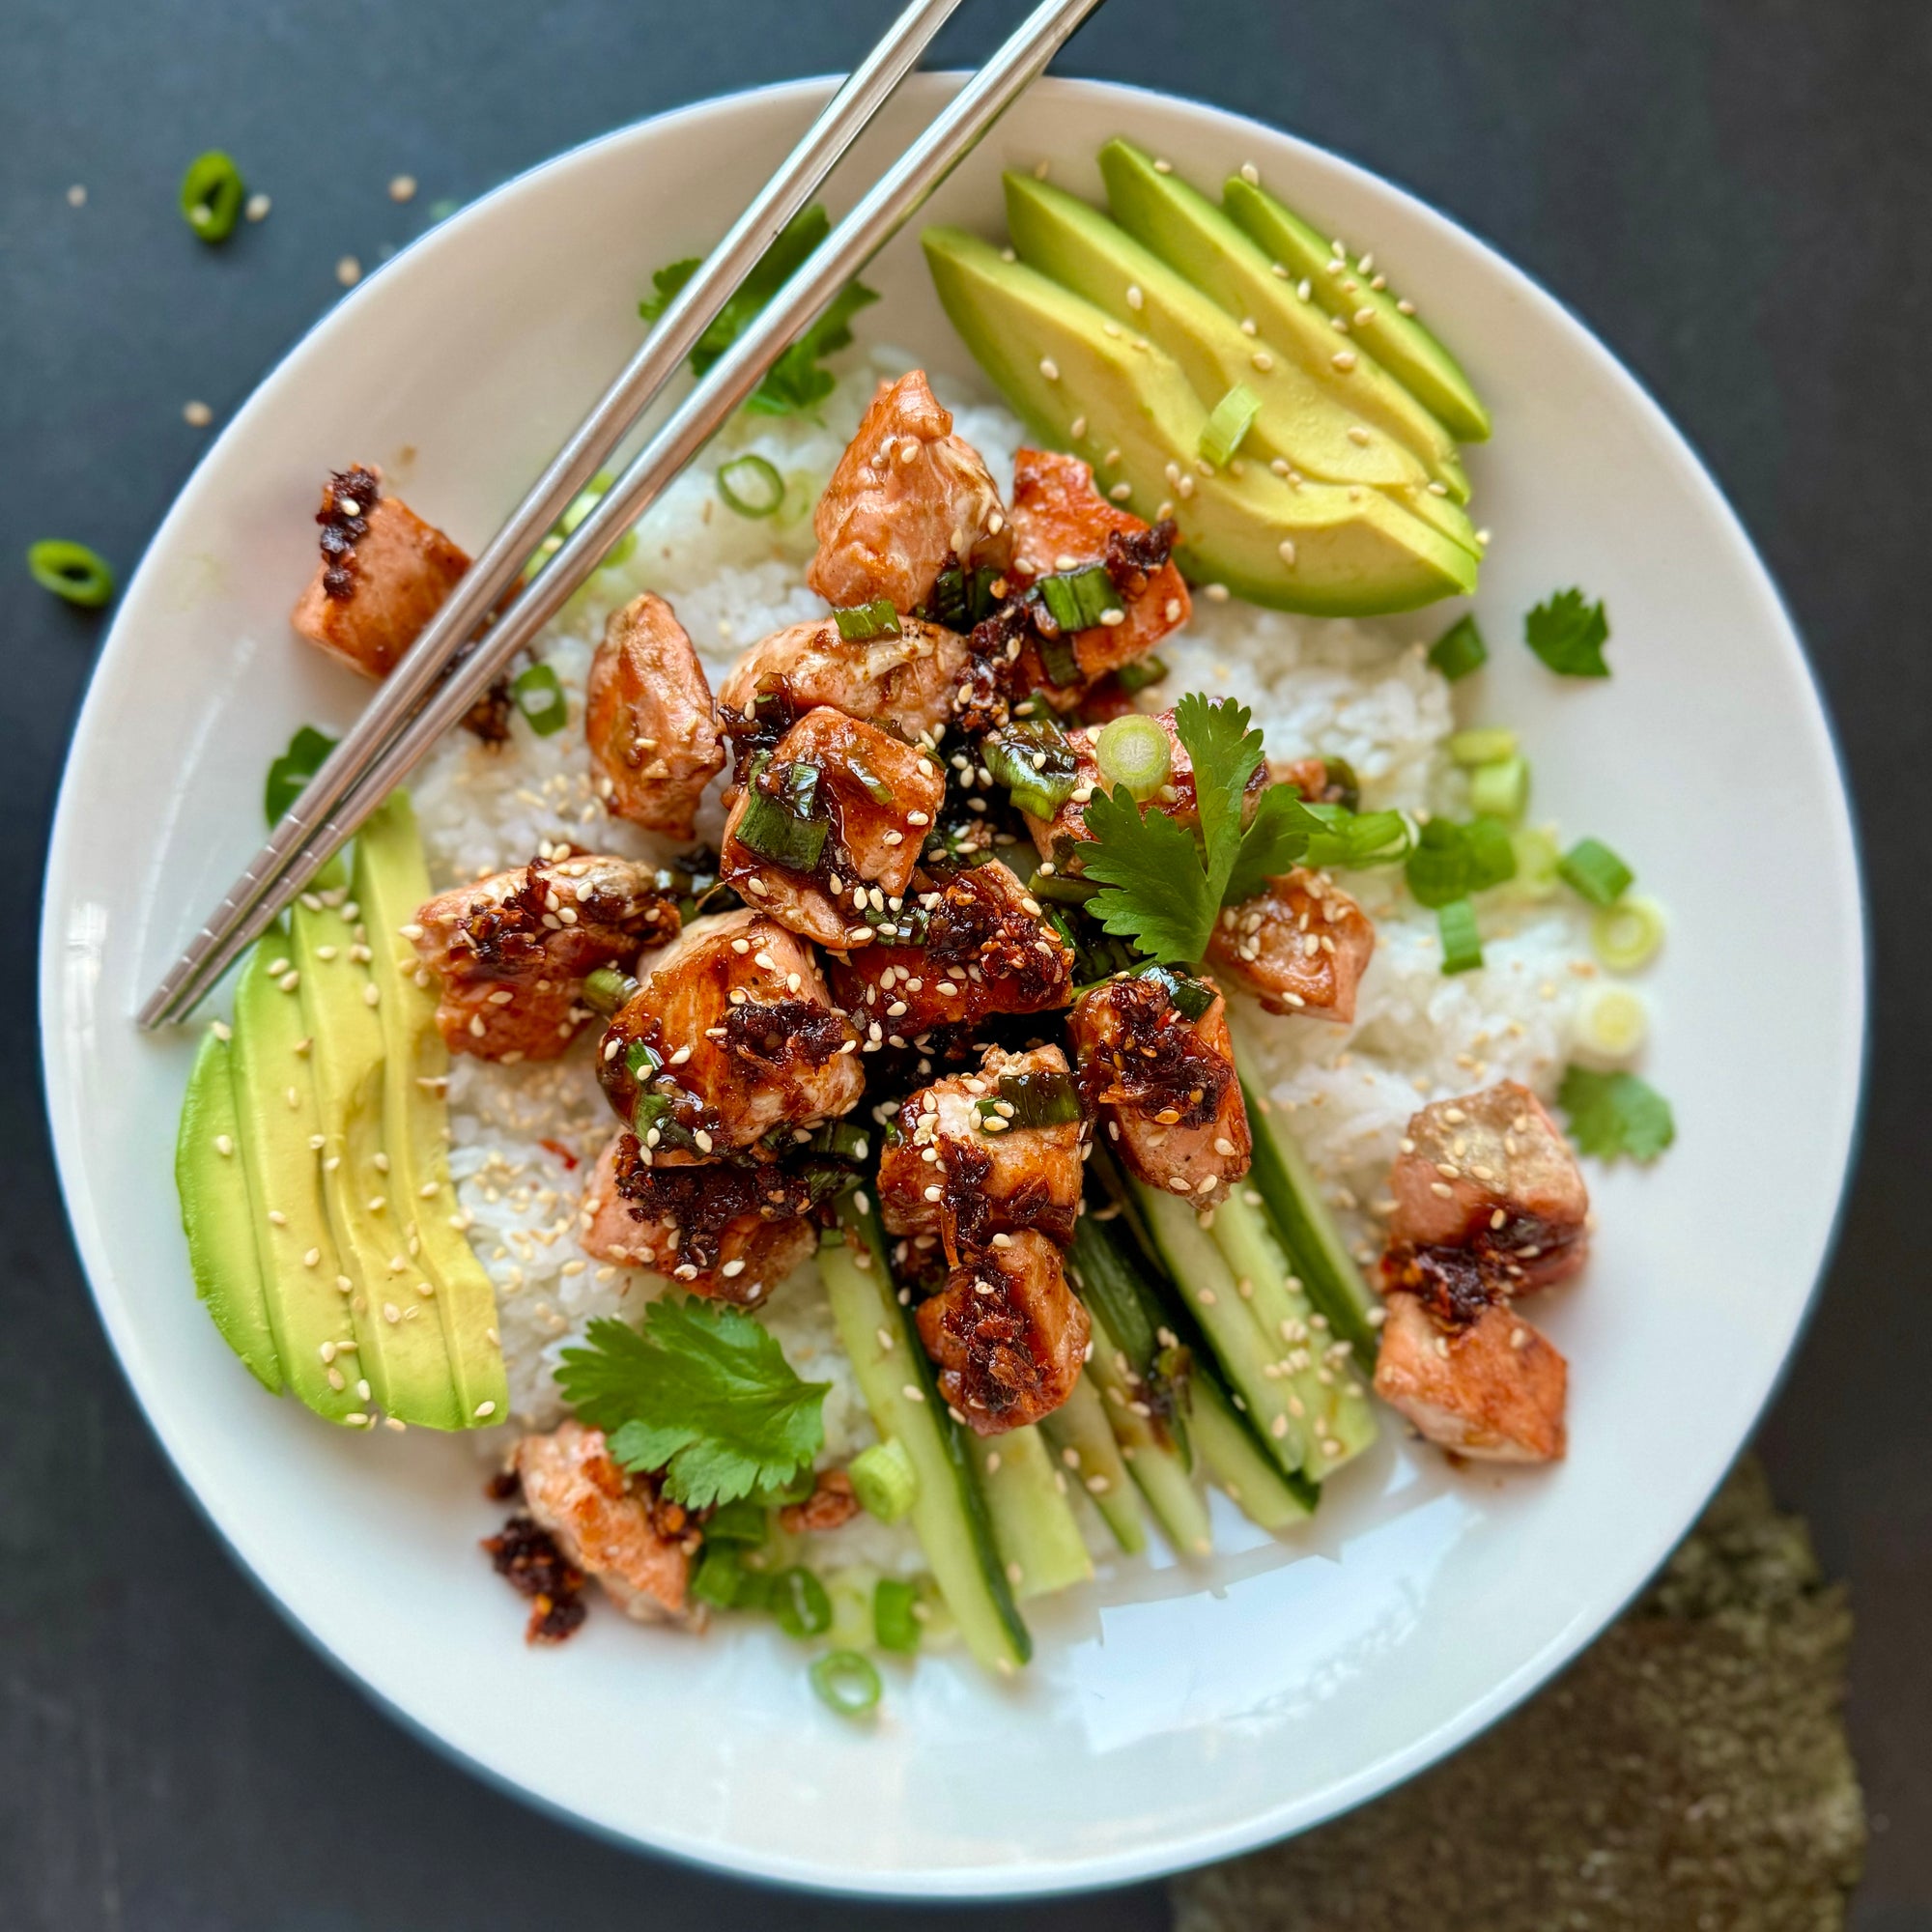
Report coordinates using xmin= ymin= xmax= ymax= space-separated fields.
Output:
xmin=1001 ymin=172 xmax=1479 ymax=557
xmin=351 ymin=793 xmax=508 ymax=1429
xmin=1223 ymin=175 xmax=1492 ymax=444
xmin=229 ymin=937 xmax=367 ymax=1425
xmin=176 ymin=1026 xmax=284 ymax=1393
xmin=923 ymin=227 xmax=1478 ymax=615
xmin=1097 ymin=140 xmax=1470 ymax=501
xmin=292 ymin=892 xmax=465 ymax=1429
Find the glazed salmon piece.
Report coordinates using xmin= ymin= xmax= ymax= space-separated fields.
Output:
xmin=514 ymin=1419 xmax=703 ymax=1626
xmin=1069 ymin=970 xmax=1252 ymax=1205
xmin=1207 ymin=867 xmax=1376 ymax=1021
xmin=915 ymin=1230 xmax=1090 ymax=1435
xmin=807 ymin=370 xmax=1010 ymax=613
xmin=1387 ymin=1082 xmax=1591 ymax=1293
xmin=596 ymin=909 xmax=864 ymax=1155
xmin=1022 ymin=707 xmax=1271 ymax=870
xmin=585 ymin=592 xmax=725 ymax=838
xmin=826 ymin=859 xmax=1075 ymax=1040
xmin=877 ymin=1044 xmax=1086 ymax=1265
xmin=718 ymin=707 xmax=946 ymax=950
xmin=413 ymin=851 xmax=679 ymax=1062
xmin=1373 ymin=1290 xmax=1568 ymax=1463
xmin=290 ymin=465 xmax=469 ymax=679
xmin=577 ymin=1131 xmax=819 ymax=1301
xmin=1006 ymin=447 xmax=1189 ymax=686
xmin=715 ymin=615 xmax=969 ymax=778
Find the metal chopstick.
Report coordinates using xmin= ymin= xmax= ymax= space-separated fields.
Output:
xmin=139 ymin=0 xmax=966 ymax=1030
xmin=145 ymin=0 xmax=1103 ymax=1028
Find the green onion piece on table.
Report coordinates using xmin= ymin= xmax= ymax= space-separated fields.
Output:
xmin=1592 ymin=894 xmax=1666 ymax=972
xmin=1199 ymin=384 xmax=1262 ymax=466
xmin=1115 ymin=653 xmax=1169 ymax=696
xmin=809 ymin=1649 xmax=883 ymax=1718
xmin=1094 ymin=714 xmax=1172 ymax=802
xmin=1447 ymin=726 xmax=1518 ymax=767
xmin=1558 ymin=836 xmax=1634 ymax=906
xmin=1429 ymin=612 xmax=1488 ymax=681
xmin=847 ymin=1439 xmax=918 ymax=1522
xmin=1437 ymin=898 xmax=1483 ymax=974
xmin=1468 ymin=754 xmax=1529 ymax=822
xmin=27 ymin=539 xmax=116 ymax=608
xmin=834 ymin=597 xmax=900 ymax=641
xmin=872 ymin=1577 xmax=922 ymax=1654
xmin=180 ymin=151 xmax=245 ymax=242
xmin=717 ymin=453 xmax=784 ymax=518
xmin=511 ymin=662 xmax=569 ymax=735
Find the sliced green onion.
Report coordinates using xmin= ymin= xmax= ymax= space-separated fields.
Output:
xmin=1406 ymin=815 xmax=1514 ymax=906
xmin=1028 ymin=868 xmax=1097 ymax=906
xmin=923 ymin=563 xmax=1001 ymax=632
xmin=1199 ymin=384 xmax=1262 ymax=466
xmin=717 ymin=452 xmax=784 ymax=518
xmin=1510 ymin=824 xmax=1563 ymax=898
xmin=1302 ymin=805 xmax=1413 ymax=870
xmin=1037 ymin=631 xmax=1082 ymax=686
xmin=1558 ymin=837 xmax=1634 ymax=907
xmin=834 ymin=597 xmax=901 ymax=641
xmin=845 ymin=751 xmax=895 ymax=805
xmin=983 ymin=719 xmax=1080 ymax=818
xmin=1573 ymin=982 xmax=1648 ymax=1063
xmin=735 ymin=772 xmax=831 ymax=871
xmin=263 ymin=724 xmax=338 ymax=826
xmin=1037 ymin=562 xmax=1119 ymax=634
xmin=180 ymin=151 xmax=245 ymax=242
xmin=771 ymin=1566 xmax=833 ymax=1640
xmin=1592 ymin=894 xmax=1666 ymax=972
xmin=976 ymin=1067 xmax=1081 ymax=1133
xmin=848 ymin=1438 xmax=918 ymax=1522
xmin=690 ymin=1543 xmax=750 ymax=1609
xmin=1320 ymin=756 xmax=1361 ymax=812
xmin=1429 ymin=612 xmax=1488 ymax=682
xmin=810 ymin=1649 xmax=882 ymax=1718
xmin=1116 ymin=653 xmax=1170 ymax=696
xmin=27 ymin=539 xmax=115 ymax=608
xmin=1437 ymin=898 xmax=1483 ymax=974
xmin=582 ymin=966 xmax=639 ymax=1016
xmin=1448 ymin=726 xmax=1518 ymax=767
xmin=1134 ymin=961 xmax=1216 ymax=1021
xmin=1094 ymin=714 xmax=1172 ymax=802
xmin=511 ymin=662 xmax=570 ymax=736
xmin=873 ymin=1577 xmax=922 ymax=1654
xmin=1468 ymin=755 xmax=1529 ymax=822
xmin=624 ymin=1037 xmax=662 ymax=1079
xmin=703 ymin=1497 xmax=771 ymax=1547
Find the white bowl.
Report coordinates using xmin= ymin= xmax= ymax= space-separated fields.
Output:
xmin=41 ymin=74 xmax=1864 ymax=1896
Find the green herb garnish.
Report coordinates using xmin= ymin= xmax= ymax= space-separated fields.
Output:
xmin=833 ymin=597 xmax=900 ymax=642
xmin=511 ymin=661 xmax=569 ymax=736
xmin=1525 ymin=587 xmax=1611 ymax=677
xmin=984 ymin=717 xmax=1079 ymax=819
xmin=1557 ymin=836 xmax=1634 ymax=907
xmin=1437 ymin=898 xmax=1483 ymax=974
xmin=1199 ymin=384 xmax=1261 ymax=466
xmin=1405 ymin=815 xmax=1517 ymax=908
xmin=1558 ymin=1065 xmax=1675 ymax=1162
xmin=27 ymin=539 xmax=115 ymax=608
xmin=555 ymin=1301 xmax=830 ymax=1510
xmin=1428 ymin=612 xmax=1487 ymax=681
xmin=180 ymin=151 xmax=245 ymax=242
xmin=717 ymin=453 xmax=783 ymax=518
xmin=1037 ymin=562 xmax=1120 ymax=634
xmin=1116 ymin=653 xmax=1170 ymax=696
xmin=872 ymin=1577 xmax=921 ymax=1653
xmin=263 ymin=724 xmax=339 ymax=826
xmin=810 ymin=1648 xmax=883 ymax=1717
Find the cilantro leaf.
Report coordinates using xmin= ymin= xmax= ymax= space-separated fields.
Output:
xmin=1173 ymin=693 xmax=1266 ymax=900
xmin=264 ymin=724 xmax=338 ymax=827
xmin=1222 ymin=781 xmax=1321 ymax=905
xmin=639 ymin=206 xmax=876 ymax=418
xmin=555 ymin=1301 xmax=829 ymax=1510
xmin=1405 ymin=815 xmax=1517 ymax=908
xmin=1080 ymin=781 xmax=1220 ymax=965
xmin=1557 ymin=1065 xmax=1675 ymax=1163
xmin=1524 ymin=588 xmax=1611 ymax=677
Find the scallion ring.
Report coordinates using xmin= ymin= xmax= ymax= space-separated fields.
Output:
xmin=1437 ymin=898 xmax=1484 ymax=975
xmin=1591 ymin=894 xmax=1666 ymax=973
xmin=809 ymin=1649 xmax=882 ymax=1719
xmin=1573 ymin=981 xmax=1649 ymax=1063
xmin=1199 ymin=383 xmax=1261 ymax=467
xmin=872 ymin=1577 xmax=922 ymax=1655
xmin=717 ymin=453 xmax=784 ymax=518
xmin=180 ymin=151 xmax=245 ymax=242
xmin=1094 ymin=714 xmax=1173 ymax=802
xmin=511 ymin=661 xmax=570 ymax=736
xmin=1557 ymin=836 xmax=1634 ymax=907
xmin=847 ymin=1439 xmax=918 ymax=1523
xmin=27 ymin=539 xmax=115 ymax=608
xmin=771 ymin=1566 xmax=833 ymax=1641
xmin=1447 ymin=726 xmax=1518 ymax=767
xmin=1467 ymin=755 xmax=1529 ymax=822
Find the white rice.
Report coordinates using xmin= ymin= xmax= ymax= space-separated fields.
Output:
xmin=413 ymin=346 xmax=1599 ymax=1480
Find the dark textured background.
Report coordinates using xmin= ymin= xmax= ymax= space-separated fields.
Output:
xmin=5 ymin=1 xmax=1926 ymax=1925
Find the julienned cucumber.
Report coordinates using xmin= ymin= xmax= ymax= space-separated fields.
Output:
xmin=1203 ymin=1190 xmax=1378 ymax=1484
xmin=819 ymin=1196 xmax=1031 ymax=1674
xmin=1080 ymin=1295 xmax=1213 ymax=1558
xmin=968 ymin=1423 xmax=1094 ymax=1601
xmin=1189 ymin=1374 xmax=1317 ymax=1530
xmin=1234 ymin=1037 xmax=1380 ymax=1372
xmin=1038 ymin=1371 xmax=1147 ymax=1555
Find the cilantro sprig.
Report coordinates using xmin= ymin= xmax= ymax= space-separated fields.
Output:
xmin=640 ymin=205 xmax=877 ymax=417
xmin=1525 ymin=587 xmax=1611 ymax=677
xmin=1558 ymin=1065 xmax=1675 ymax=1162
xmin=556 ymin=1300 xmax=829 ymax=1510
xmin=1080 ymin=695 xmax=1334 ymax=965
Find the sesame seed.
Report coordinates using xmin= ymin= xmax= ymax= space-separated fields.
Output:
xmin=1251 ymin=351 xmax=1274 ymax=371
xmin=1239 ymin=161 xmax=1260 ymax=185
xmin=388 ymin=174 xmax=417 ymax=203
xmin=1332 ymin=350 xmax=1358 ymax=372
xmin=1038 ymin=356 xmax=1060 ymax=381
xmin=183 ymin=400 xmax=213 ymax=428
xmin=335 ymin=255 xmax=362 ymax=287
xmin=1153 ymin=156 xmax=1174 ymax=173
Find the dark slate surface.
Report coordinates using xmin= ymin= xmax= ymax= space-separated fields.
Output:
xmin=4 ymin=1 xmax=1925 ymax=1925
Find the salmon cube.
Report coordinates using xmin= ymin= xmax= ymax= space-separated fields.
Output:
xmin=1373 ymin=1290 xmax=1568 ymax=1463
xmin=1207 ymin=867 xmax=1376 ymax=1021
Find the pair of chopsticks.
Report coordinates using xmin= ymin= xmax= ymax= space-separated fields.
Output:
xmin=140 ymin=0 xmax=1104 ymax=1030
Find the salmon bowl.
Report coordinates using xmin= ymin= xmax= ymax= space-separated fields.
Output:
xmin=40 ymin=72 xmax=1863 ymax=1895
